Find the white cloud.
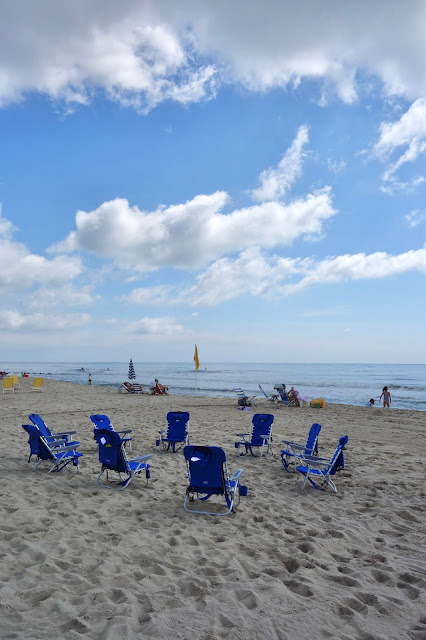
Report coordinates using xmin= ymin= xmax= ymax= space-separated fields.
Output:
xmin=184 ymin=246 xmax=426 ymax=305
xmin=250 ymin=125 xmax=309 ymax=202
xmin=0 ymin=310 xmax=91 ymax=331
xmin=327 ymin=158 xmax=347 ymax=175
xmin=1 ymin=1 xmax=426 ymax=110
xmin=0 ymin=210 xmax=82 ymax=292
xmin=374 ymin=98 xmax=426 ymax=185
xmin=122 ymin=285 xmax=174 ymax=305
xmin=126 ymin=316 xmax=184 ymax=335
xmin=50 ymin=188 xmax=336 ymax=271
xmin=405 ymin=209 xmax=426 ymax=228
xmin=25 ymin=285 xmax=96 ymax=310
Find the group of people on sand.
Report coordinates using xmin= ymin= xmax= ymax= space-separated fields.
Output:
xmin=123 ymin=378 xmax=169 ymax=395
xmin=366 ymin=386 xmax=391 ymax=408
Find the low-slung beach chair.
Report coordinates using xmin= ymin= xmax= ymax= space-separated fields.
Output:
xmin=91 ymin=414 xmax=132 ymax=450
xmin=121 ymin=382 xmax=144 ymax=393
xmin=95 ymin=428 xmax=152 ymax=490
xmin=233 ymin=388 xmax=257 ymax=407
xmin=183 ymin=445 xmax=247 ymax=516
xmin=258 ymin=384 xmax=278 ymax=403
xmin=2 ymin=377 xmax=14 ymax=393
xmin=281 ymin=423 xmax=321 ymax=472
xmin=32 ymin=377 xmax=44 ymax=392
xmin=22 ymin=424 xmax=83 ymax=473
xmin=296 ymin=435 xmax=348 ymax=493
xmin=235 ymin=413 xmax=274 ymax=457
xmin=276 ymin=386 xmax=299 ymax=407
xmin=156 ymin=411 xmax=190 ymax=453
xmin=29 ymin=413 xmax=77 ymax=446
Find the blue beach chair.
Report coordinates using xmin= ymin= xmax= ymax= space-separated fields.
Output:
xmin=95 ymin=428 xmax=152 ymax=491
xmin=258 ymin=384 xmax=278 ymax=403
xmin=91 ymin=414 xmax=133 ymax=451
xmin=235 ymin=413 xmax=274 ymax=457
xmin=183 ymin=445 xmax=247 ymax=516
xmin=156 ymin=411 xmax=190 ymax=453
xmin=29 ymin=413 xmax=78 ymax=446
xmin=22 ymin=424 xmax=83 ymax=473
xmin=296 ymin=436 xmax=348 ymax=493
xmin=233 ymin=388 xmax=257 ymax=407
xmin=281 ymin=423 xmax=321 ymax=472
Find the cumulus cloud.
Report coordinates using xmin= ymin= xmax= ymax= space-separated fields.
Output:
xmin=250 ymin=126 xmax=309 ymax=202
xmin=374 ymin=98 xmax=426 ymax=186
xmin=122 ymin=285 xmax=175 ymax=305
xmin=184 ymin=246 xmax=426 ymax=305
xmin=1 ymin=1 xmax=426 ymax=110
xmin=0 ymin=210 xmax=82 ymax=292
xmin=50 ymin=188 xmax=336 ymax=271
xmin=125 ymin=316 xmax=184 ymax=335
xmin=0 ymin=310 xmax=91 ymax=331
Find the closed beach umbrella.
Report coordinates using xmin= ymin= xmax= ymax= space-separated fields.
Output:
xmin=128 ymin=358 xmax=136 ymax=380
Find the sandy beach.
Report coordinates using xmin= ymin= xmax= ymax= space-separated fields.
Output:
xmin=1 ymin=377 xmax=425 ymax=640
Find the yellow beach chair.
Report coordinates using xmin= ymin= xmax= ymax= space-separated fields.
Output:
xmin=10 ymin=374 xmax=20 ymax=389
xmin=32 ymin=377 xmax=44 ymax=392
xmin=2 ymin=377 xmax=14 ymax=393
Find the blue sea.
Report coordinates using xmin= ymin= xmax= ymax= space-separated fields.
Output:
xmin=1 ymin=362 xmax=425 ymax=411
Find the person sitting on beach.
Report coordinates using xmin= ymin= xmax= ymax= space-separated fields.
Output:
xmin=366 ymin=398 xmax=375 ymax=406
xmin=153 ymin=378 xmax=169 ymax=395
xmin=288 ymin=386 xmax=300 ymax=406
xmin=379 ymin=386 xmax=391 ymax=408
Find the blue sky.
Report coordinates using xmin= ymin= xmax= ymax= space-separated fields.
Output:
xmin=0 ymin=0 xmax=425 ymax=363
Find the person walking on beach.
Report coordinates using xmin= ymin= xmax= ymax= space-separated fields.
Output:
xmin=88 ymin=373 xmax=92 ymax=386
xmin=379 ymin=386 xmax=391 ymax=408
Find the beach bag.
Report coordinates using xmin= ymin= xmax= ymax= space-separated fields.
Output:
xmin=238 ymin=398 xmax=250 ymax=407
xmin=311 ymin=398 xmax=325 ymax=408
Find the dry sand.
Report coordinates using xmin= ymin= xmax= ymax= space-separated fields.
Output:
xmin=1 ymin=378 xmax=425 ymax=640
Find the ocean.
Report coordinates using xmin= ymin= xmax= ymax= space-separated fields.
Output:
xmin=1 ymin=361 xmax=425 ymax=411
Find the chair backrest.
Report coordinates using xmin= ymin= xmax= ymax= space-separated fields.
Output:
xmin=234 ymin=388 xmax=247 ymax=399
xmin=306 ymin=423 xmax=321 ymax=455
xmin=33 ymin=377 xmax=43 ymax=388
xmin=258 ymin=384 xmax=268 ymax=398
xmin=29 ymin=414 xmax=53 ymax=439
xmin=277 ymin=388 xmax=290 ymax=404
xmin=11 ymin=375 xmax=19 ymax=385
xmin=326 ymin=436 xmax=349 ymax=475
xmin=184 ymin=445 xmax=226 ymax=491
xmin=90 ymin=414 xmax=113 ymax=443
xmin=97 ymin=428 xmax=128 ymax=473
xmin=251 ymin=414 xmax=274 ymax=445
xmin=166 ymin=411 xmax=190 ymax=439
xmin=22 ymin=424 xmax=53 ymax=461
xmin=3 ymin=377 xmax=14 ymax=390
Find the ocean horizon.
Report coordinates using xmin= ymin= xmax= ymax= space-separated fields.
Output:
xmin=2 ymin=361 xmax=424 ymax=411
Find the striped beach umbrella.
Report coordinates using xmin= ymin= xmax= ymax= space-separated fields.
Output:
xmin=128 ymin=358 xmax=136 ymax=380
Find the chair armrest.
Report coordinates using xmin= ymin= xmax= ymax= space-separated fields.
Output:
xmin=302 ymin=454 xmax=328 ymax=462
xmin=130 ymin=454 xmax=153 ymax=463
xmin=236 ymin=433 xmax=249 ymax=437
xmin=260 ymin=434 xmax=271 ymax=441
xmin=230 ymin=469 xmax=244 ymax=481
xmin=53 ymin=443 xmax=81 ymax=453
xmin=299 ymin=458 xmax=329 ymax=470
xmin=116 ymin=429 xmax=132 ymax=435
xmin=158 ymin=430 xmax=165 ymax=436
xmin=52 ymin=431 xmax=77 ymax=437
xmin=50 ymin=438 xmax=78 ymax=447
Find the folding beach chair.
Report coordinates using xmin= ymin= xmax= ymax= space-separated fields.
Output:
xmin=31 ymin=377 xmax=44 ymax=392
xmin=258 ymin=384 xmax=278 ymax=403
xmin=296 ymin=436 xmax=348 ymax=493
xmin=281 ymin=423 xmax=321 ymax=472
xmin=91 ymin=414 xmax=132 ymax=451
xmin=233 ymin=388 xmax=257 ymax=407
xmin=276 ymin=387 xmax=299 ymax=407
xmin=156 ymin=411 xmax=190 ymax=453
xmin=2 ymin=377 xmax=14 ymax=393
xmin=184 ymin=445 xmax=247 ymax=516
xmin=22 ymin=424 xmax=83 ymax=473
xmin=29 ymin=413 xmax=78 ymax=446
xmin=95 ymin=428 xmax=152 ymax=490
xmin=235 ymin=413 xmax=274 ymax=457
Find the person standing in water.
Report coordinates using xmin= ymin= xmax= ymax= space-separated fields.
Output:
xmin=88 ymin=373 xmax=92 ymax=386
xmin=379 ymin=386 xmax=391 ymax=408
